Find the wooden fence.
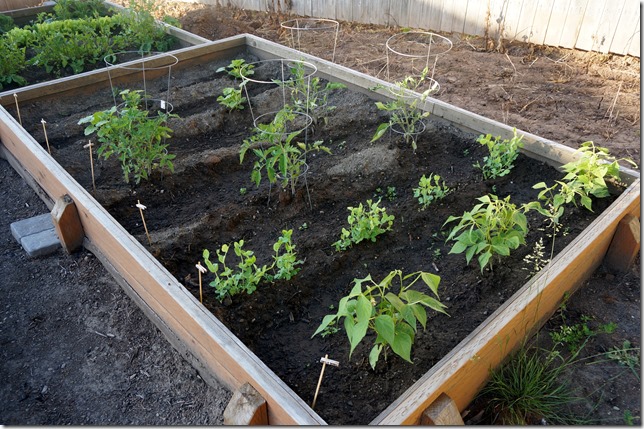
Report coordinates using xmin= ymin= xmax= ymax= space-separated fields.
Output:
xmin=0 ymin=0 xmax=43 ymax=12
xmin=189 ymin=0 xmax=640 ymax=57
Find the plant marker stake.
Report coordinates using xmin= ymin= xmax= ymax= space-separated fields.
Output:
xmin=311 ymin=354 xmax=339 ymax=410
xmin=196 ymin=262 xmax=207 ymax=304
xmin=14 ymin=94 xmax=22 ymax=125
xmin=83 ymin=141 xmax=96 ymax=192
xmin=136 ymin=200 xmax=152 ymax=246
xmin=41 ymin=119 xmax=51 ymax=154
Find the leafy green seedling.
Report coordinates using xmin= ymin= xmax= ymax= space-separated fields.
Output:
xmin=473 ymin=128 xmax=523 ymax=180
xmin=444 ymin=194 xmax=528 ymax=271
xmin=216 ymin=58 xmax=254 ymax=79
xmin=217 ymin=86 xmax=246 ymax=111
xmin=333 ymin=199 xmax=394 ymax=251
xmin=78 ymin=89 xmax=177 ymax=184
xmin=413 ymin=174 xmax=451 ymax=210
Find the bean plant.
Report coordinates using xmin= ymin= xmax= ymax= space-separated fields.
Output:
xmin=312 ymin=270 xmax=447 ymax=369
xmin=78 ymin=89 xmax=177 ymax=184
xmin=473 ymin=128 xmax=524 ymax=180
xmin=371 ymin=67 xmax=436 ymax=152
xmin=444 ymin=194 xmax=528 ymax=271
xmin=333 ymin=199 xmax=394 ymax=251
xmin=202 ymin=230 xmax=304 ymax=301
xmin=413 ymin=174 xmax=451 ymax=210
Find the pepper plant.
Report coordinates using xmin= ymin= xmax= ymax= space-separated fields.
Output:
xmin=312 ymin=270 xmax=447 ymax=369
xmin=371 ymin=67 xmax=436 ymax=152
xmin=473 ymin=128 xmax=524 ymax=180
xmin=78 ymin=89 xmax=177 ymax=184
xmin=333 ymin=199 xmax=394 ymax=251
xmin=281 ymin=60 xmax=347 ymax=115
xmin=444 ymin=194 xmax=528 ymax=271
xmin=217 ymin=58 xmax=255 ymax=80
xmin=240 ymin=107 xmax=330 ymax=195
xmin=217 ymin=86 xmax=246 ymax=111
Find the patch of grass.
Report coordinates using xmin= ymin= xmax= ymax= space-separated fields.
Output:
xmin=481 ymin=343 xmax=589 ymax=425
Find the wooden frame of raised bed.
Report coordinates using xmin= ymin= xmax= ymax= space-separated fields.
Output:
xmin=0 ymin=34 xmax=639 ymax=425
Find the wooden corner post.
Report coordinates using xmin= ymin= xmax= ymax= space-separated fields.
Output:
xmin=420 ymin=393 xmax=464 ymax=425
xmin=604 ymin=214 xmax=640 ymax=273
xmin=51 ymin=194 xmax=84 ymax=253
xmin=223 ymin=382 xmax=269 ymax=425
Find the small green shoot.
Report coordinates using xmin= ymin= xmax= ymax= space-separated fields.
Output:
xmin=333 ymin=199 xmax=394 ymax=251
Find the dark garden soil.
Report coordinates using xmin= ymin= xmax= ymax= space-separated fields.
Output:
xmin=11 ymin=51 xmax=627 ymax=425
xmin=1 ymin=1 xmax=640 ymax=426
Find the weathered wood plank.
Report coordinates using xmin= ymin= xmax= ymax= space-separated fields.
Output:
xmin=463 ymin=0 xmax=489 ymax=37
xmin=541 ymin=0 xmax=571 ymax=47
xmin=559 ymin=0 xmax=588 ymax=49
xmin=311 ymin=0 xmax=335 ymax=19
xmin=574 ymin=0 xmax=606 ymax=52
xmin=530 ymin=0 xmax=555 ymax=46
xmin=513 ymin=0 xmax=540 ymax=44
xmin=613 ymin=0 xmax=640 ymax=57
xmin=51 ymin=194 xmax=85 ymax=254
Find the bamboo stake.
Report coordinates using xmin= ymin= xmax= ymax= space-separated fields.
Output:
xmin=13 ymin=94 xmax=22 ymax=126
xmin=41 ymin=119 xmax=51 ymax=154
xmin=136 ymin=200 xmax=152 ymax=246
xmin=196 ymin=262 xmax=207 ymax=304
xmin=311 ymin=354 xmax=339 ymax=410
xmin=83 ymin=141 xmax=96 ymax=192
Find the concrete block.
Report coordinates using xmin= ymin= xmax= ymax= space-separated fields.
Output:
xmin=10 ymin=213 xmax=53 ymax=242
xmin=20 ymin=228 xmax=60 ymax=257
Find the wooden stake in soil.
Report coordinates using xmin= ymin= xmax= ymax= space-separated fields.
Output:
xmin=83 ymin=141 xmax=96 ymax=192
xmin=136 ymin=200 xmax=152 ymax=246
xmin=13 ymin=94 xmax=22 ymax=126
xmin=41 ymin=119 xmax=51 ymax=155
xmin=311 ymin=354 xmax=339 ymax=410
xmin=196 ymin=261 xmax=207 ymax=303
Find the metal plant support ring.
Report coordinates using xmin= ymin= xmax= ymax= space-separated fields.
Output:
xmin=280 ymin=18 xmax=340 ymax=62
xmin=385 ymin=31 xmax=452 ymax=82
xmin=104 ymin=51 xmax=179 ymax=115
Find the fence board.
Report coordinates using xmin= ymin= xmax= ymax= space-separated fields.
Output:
xmin=559 ymin=0 xmax=588 ymax=49
xmin=531 ymin=0 xmax=555 ymax=45
xmin=311 ymin=0 xmax=334 ymax=19
xmin=575 ymin=0 xmax=607 ymax=51
xmin=514 ymin=0 xmax=540 ymax=44
xmin=388 ymin=0 xmax=410 ymax=27
xmin=423 ymin=0 xmax=443 ymax=31
xmin=463 ymin=0 xmax=488 ymax=37
xmin=176 ymin=0 xmax=640 ymax=57
xmin=610 ymin=0 xmax=640 ymax=56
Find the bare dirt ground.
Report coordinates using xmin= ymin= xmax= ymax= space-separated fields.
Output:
xmin=1 ymin=1 xmax=640 ymax=425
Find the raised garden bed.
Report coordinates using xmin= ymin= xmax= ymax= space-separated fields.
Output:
xmin=0 ymin=35 xmax=639 ymax=425
xmin=0 ymin=0 xmax=208 ymax=93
